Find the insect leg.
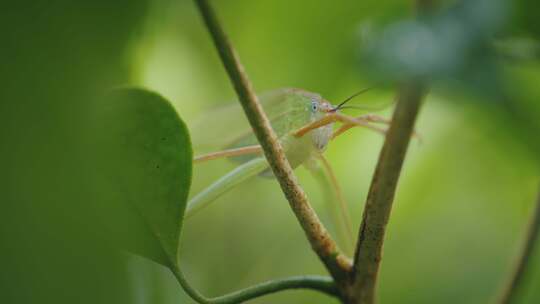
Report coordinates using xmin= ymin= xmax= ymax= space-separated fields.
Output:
xmin=359 ymin=114 xmax=392 ymax=125
xmin=194 ymin=145 xmax=263 ymax=163
xmin=185 ymin=157 xmax=269 ymax=219
xmin=292 ymin=113 xmax=387 ymax=139
xmin=317 ymin=154 xmax=354 ymax=251
xmin=332 ymin=113 xmax=422 ymax=142
xmin=331 ymin=113 xmax=387 ymax=140
xmin=292 ymin=114 xmax=337 ymax=138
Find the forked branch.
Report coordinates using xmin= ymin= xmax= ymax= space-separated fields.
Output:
xmin=193 ymin=0 xmax=351 ymax=286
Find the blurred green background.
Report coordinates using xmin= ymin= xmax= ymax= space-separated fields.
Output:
xmin=2 ymin=0 xmax=539 ymax=303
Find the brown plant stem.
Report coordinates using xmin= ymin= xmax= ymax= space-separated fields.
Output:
xmin=193 ymin=0 xmax=351 ymax=284
xmin=350 ymin=82 xmax=426 ymax=304
xmin=497 ymin=185 xmax=540 ymax=304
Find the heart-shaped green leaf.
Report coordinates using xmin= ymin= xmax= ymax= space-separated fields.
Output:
xmin=93 ymin=87 xmax=191 ymax=268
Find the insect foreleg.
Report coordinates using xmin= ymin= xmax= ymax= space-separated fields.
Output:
xmin=293 ymin=115 xmax=337 ymax=137
xmin=332 ymin=113 xmax=421 ymax=142
xmin=292 ymin=112 xmax=387 ymax=139
xmin=333 ymin=113 xmax=387 ymax=136
xmin=359 ymin=114 xmax=392 ymax=125
xmin=194 ymin=145 xmax=263 ymax=163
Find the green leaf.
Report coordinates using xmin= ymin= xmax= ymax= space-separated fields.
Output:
xmin=94 ymin=87 xmax=192 ymax=267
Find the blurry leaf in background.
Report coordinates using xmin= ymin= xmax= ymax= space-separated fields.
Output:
xmin=494 ymin=37 xmax=540 ymax=62
xmin=359 ymin=0 xmax=540 ymax=166
xmin=512 ymin=0 xmax=540 ymax=39
xmin=360 ymin=0 xmax=507 ymax=81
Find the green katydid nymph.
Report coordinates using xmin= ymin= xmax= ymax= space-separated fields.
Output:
xmin=186 ymin=87 xmax=391 ymax=250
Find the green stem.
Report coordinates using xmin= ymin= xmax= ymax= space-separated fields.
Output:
xmin=171 ymin=265 xmax=339 ymax=304
xmin=497 ymin=185 xmax=540 ymax=304
xmin=192 ymin=0 xmax=351 ymax=283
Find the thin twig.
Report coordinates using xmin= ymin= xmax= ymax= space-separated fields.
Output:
xmin=193 ymin=0 xmax=351 ymax=284
xmin=497 ymin=185 xmax=540 ymax=304
xmin=350 ymin=82 xmax=426 ymax=304
xmin=171 ymin=266 xmax=339 ymax=304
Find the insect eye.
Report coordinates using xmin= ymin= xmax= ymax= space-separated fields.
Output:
xmin=311 ymin=101 xmax=318 ymax=112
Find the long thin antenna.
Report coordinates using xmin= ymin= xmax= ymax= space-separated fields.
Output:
xmin=332 ymin=86 xmax=375 ymax=112
xmin=336 ymin=105 xmax=380 ymax=111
